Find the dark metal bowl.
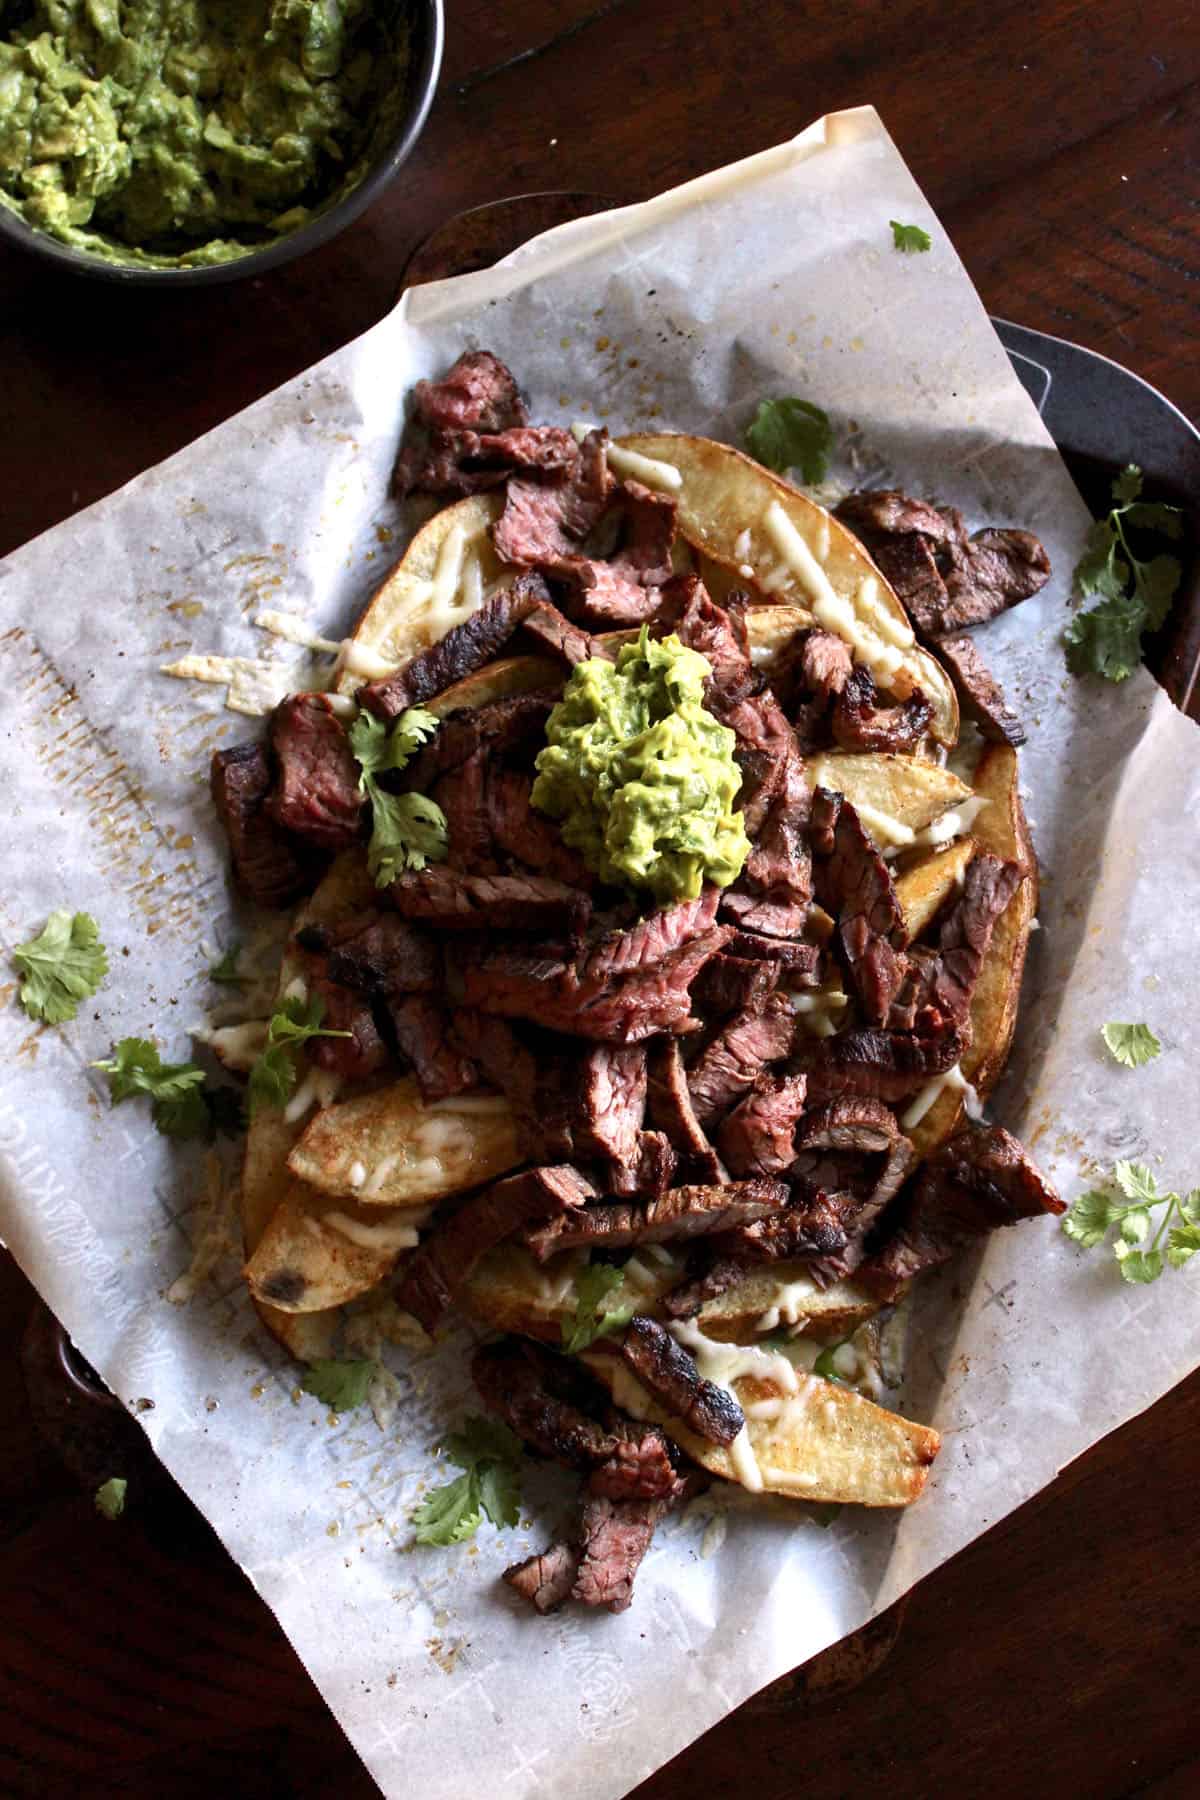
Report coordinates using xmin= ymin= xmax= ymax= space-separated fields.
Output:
xmin=0 ymin=0 xmax=443 ymax=287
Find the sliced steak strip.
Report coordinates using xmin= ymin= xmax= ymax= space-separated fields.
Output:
xmin=646 ymin=1039 xmax=728 ymax=1184
xmin=831 ymin=665 xmax=932 ymax=754
xmin=691 ymin=952 xmax=780 ymax=1017
xmin=211 ymin=742 xmax=318 ymax=909
xmin=526 ymin=1178 xmax=788 ymax=1261
xmin=587 ymin=1419 xmax=683 ymax=1502
xmin=503 ymin=1543 xmax=579 ymax=1615
xmin=574 ymin=1044 xmax=647 ymax=1169
xmin=434 ymin=751 xmax=500 ymax=873
xmin=300 ymin=910 xmax=439 ymax=997
xmin=686 ymin=992 xmax=796 ymax=1125
xmin=492 ymin=427 xmax=613 ymax=570
xmin=798 ymin=1024 xmax=967 ymax=1104
xmin=934 ymin=634 xmax=1027 ymax=747
xmin=572 ymin=480 xmax=678 ymax=627
xmin=266 ymin=693 xmax=366 ymax=850
xmin=572 ymin=1492 xmax=675 ymax=1614
xmin=715 ymin=1191 xmax=854 ymax=1263
xmin=792 ymin=1098 xmax=916 ymax=1283
xmin=393 ymin=351 xmax=554 ymax=496
xmin=718 ymin=1073 xmax=810 ymax=1178
xmin=518 ymin=602 xmax=609 ymax=668
xmin=398 ymin=1165 xmax=595 ymax=1333
xmin=401 ymin=689 xmax=559 ymax=791
xmin=486 ymin=766 xmax=593 ymax=885
xmin=860 ymin=1122 xmax=1064 ymax=1301
xmin=406 ymin=350 xmax=527 ymax=438
xmin=938 ymin=528 xmax=1052 ymax=633
xmin=811 ymin=790 xmax=907 ymax=1026
xmin=726 ymin=933 xmax=820 ymax=974
xmin=304 ymin=970 xmax=389 ymax=1081
xmin=621 ymin=1315 xmax=744 ymax=1444
xmin=389 ymin=867 xmax=591 ymax=938
xmin=661 ymin=1252 xmax=746 ymax=1319
xmin=721 ymin=756 xmax=812 ymax=939
xmin=835 ymin=490 xmax=963 ymax=547
xmin=451 ymin=1010 xmax=576 ymax=1162
xmin=386 ymin=994 xmax=478 ymax=1101
xmin=606 ymin=1130 xmax=678 ymax=1199
xmin=359 ymin=573 xmax=550 ymax=719
xmin=891 ymin=851 xmax=1020 ymax=1033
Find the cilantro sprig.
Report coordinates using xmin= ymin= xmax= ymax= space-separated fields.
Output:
xmin=13 ymin=910 xmax=108 ymax=1023
xmin=1062 ymin=1161 xmax=1200 ymax=1284
xmin=1064 ymin=466 xmax=1183 ymax=681
xmin=247 ymin=994 xmax=352 ymax=1115
xmin=745 ymin=397 xmax=834 ymax=484
xmin=301 ymin=1358 xmax=377 ymax=1412
xmin=93 ymin=1037 xmax=241 ymax=1140
xmin=413 ymin=1416 xmax=524 ymax=1548
xmin=890 ymin=220 xmax=932 ymax=253
xmin=1101 ymin=1021 xmax=1162 ymax=1069
xmin=94 ymin=1477 xmax=127 ymax=1520
xmin=349 ymin=707 xmax=448 ymax=888
xmin=561 ymin=1261 xmax=637 ymax=1354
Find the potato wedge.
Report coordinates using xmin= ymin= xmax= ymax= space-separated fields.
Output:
xmin=903 ymin=744 xmax=1036 ymax=1159
xmin=615 ymin=432 xmax=958 ymax=745
xmin=336 ymin=492 xmax=506 ymax=695
xmin=895 ymin=839 xmax=976 ymax=944
xmin=584 ymin=1347 xmax=939 ymax=1506
xmin=459 ymin=1241 xmax=881 ymax=1346
xmin=288 ymin=1078 xmax=522 ymax=1206
xmin=244 ymin=1186 xmax=423 ymax=1314
xmin=805 ymin=752 xmax=972 ymax=850
xmin=425 ymin=653 xmax=562 ymax=717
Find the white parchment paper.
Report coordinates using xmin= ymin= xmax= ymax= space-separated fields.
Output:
xmin=2 ymin=107 xmax=1199 ymax=1800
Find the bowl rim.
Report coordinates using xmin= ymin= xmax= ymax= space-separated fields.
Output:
xmin=0 ymin=0 xmax=445 ymax=288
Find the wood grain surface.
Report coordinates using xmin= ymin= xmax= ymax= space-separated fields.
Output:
xmin=3 ymin=1 xmax=1199 ymax=1795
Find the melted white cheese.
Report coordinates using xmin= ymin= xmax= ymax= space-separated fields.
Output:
xmin=347 ymin=1160 xmax=367 ymax=1190
xmin=901 ymin=1061 xmax=981 ymax=1131
xmin=754 ymin=1273 xmax=819 ymax=1333
xmin=426 ymin=1093 xmax=511 ymax=1116
xmin=284 ymin=1067 xmax=342 ymax=1124
xmin=336 ymin=639 xmax=403 ymax=682
xmin=191 ymin=1019 xmax=268 ymax=1072
xmin=761 ymin=502 xmax=915 ymax=685
xmin=254 ymin=610 xmax=340 ymax=653
xmin=323 ymin=1210 xmax=427 ymax=1253
xmin=668 ymin=1319 xmax=801 ymax=1495
xmin=605 ymin=444 xmax=684 ymax=492
xmin=428 ymin=519 xmax=468 ymax=623
xmin=854 ymin=576 xmax=915 ymax=649
xmin=851 ymin=799 xmax=917 ymax=849
xmin=161 ymin=654 xmax=295 ymax=717
xmin=905 ymin=795 xmax=990 ymax=853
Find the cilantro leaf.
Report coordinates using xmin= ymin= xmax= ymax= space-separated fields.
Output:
xmin=745 ymin=397 xmax=834 ymax=484
xmin=1113 ymin=1161 xmax=1161 ymax=1203
xmin=13 ymin=910 xmax=109 ymax=1024
xmin=415 ymin=1413 xmax=524 ymax=1549
xmin=1064 ymin=465 xmax=1183 ymax=681
xmin=349 ymin=709 xmax=448 ymax=888
xmin=413 ymin=1474 xmax=483 ymax=1547
xmin=247 ymin=994 xmax=352 ymax=1115
xmin=94 ymin=1477 xmax=127 ymax=1520
xmin=1166 ymin=1222 xmax=1200 ymax=1269
xmin=209 ymin=943 xmax=247 ymax=985
xmin=1101 ymin=1022 xmax=1162 ymax=1068
xmin=301 ymin=1358 xmax=377 ymax=1411
xmin=477 ymin=1460 xmax=521 ymax=1530
xmin=1115 ymin=1246 xmax=1164 ymax=1284
xmin=561 ymin=1261 xmax=636 ymax=1354
xmin=1061 ymin=1188 xmax=1115 ymax=1249
xmin=92 ymin=1037 xmax=244 ymax=1140
xmin=889 ymin=220 xmax=932 ymax=253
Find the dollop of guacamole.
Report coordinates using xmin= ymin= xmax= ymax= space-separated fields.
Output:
xmin=0 ymin=0 xmax=408 ymax=267
xmin=532 ymin=629 xmax=751 ymax=906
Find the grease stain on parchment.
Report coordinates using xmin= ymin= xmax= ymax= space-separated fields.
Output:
xmin=1 ymin=626 xmax=216 ymax=941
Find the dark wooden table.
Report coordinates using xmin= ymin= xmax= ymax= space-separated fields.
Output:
xmin=4 ymin=3 xmax=1199 ymax=1795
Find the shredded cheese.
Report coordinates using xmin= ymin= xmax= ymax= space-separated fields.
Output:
xmin=904 ymin=795 xmax=990 ymax=854
xmin=283 ymin=1067 xmax=342 ymax=1124
xmin=323 ymin=1210 xmax=427 ymax=1253
xmin=336 ymin=638 xmax=403 ymax=682
xmin=254 ymin=610 xmax=340 ymax=653
xmin=901 ymin=1061 xmax=981 ymax=1131
xmin=851 ymin=799 xmax=917 ymax=849
xmin=668 ymin=1319 xmax=801 ymax=1495
xmin=191 ymin=1018 xmax=268 ymax=1072
xmin=605 ymin=444 xmax=684 ymax=492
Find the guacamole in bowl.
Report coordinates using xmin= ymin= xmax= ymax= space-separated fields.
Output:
xmin=0 ymin=0 xmax=442 ymax=278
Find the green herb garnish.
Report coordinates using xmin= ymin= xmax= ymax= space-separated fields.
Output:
xmin=1101 ymin=1021 xmax=1162 ymax=1069
xmin=413 ymin=1416 xmax=524 ymax=1547
xmin=744 ymin=397 xmax=833 ymax=483
xmin=13 ymin=910 xmax=108 ymax=1023
xmin=247 ymin=994 xmax=353 ymax=1115
xmin=301 ymin=1358 xmax=377 ymax=1412
xmin=93 ymin=1038 xmax=213 ymax=1138
xmin=1064 ymin=466 xmax=1183 ymax=681
xmin=1062 ymin=1161 xmax=1200 ymax=1283
xmin=561 ymin=1261 xmax=637 ymax=1354
xmin=349 ymin=707 xmax=448 ymax=887
xmin=889 ymin=220 xmax=931 ymax=253
xmin=95 ymin=1477 xmax=127 ymax=1520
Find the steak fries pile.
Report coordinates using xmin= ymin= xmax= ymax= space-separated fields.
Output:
xmin=214 ymin=351 xmax=1064 ymax=1614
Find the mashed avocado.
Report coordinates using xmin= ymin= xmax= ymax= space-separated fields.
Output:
xmin=532 ymin=629 xmax=751 ymax=906
xmin=0 ymin=0 xmax=408 ymax=267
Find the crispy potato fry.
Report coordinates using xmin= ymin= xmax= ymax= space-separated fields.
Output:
xmin=336 ymin=492 xmax=506 ymax=695
xmin=584 ymin=1349 xmax=939 ymax=1506
xmin=905 ymin=743 xmax=1036 ymax=1158
xmin=459 ymin=1242 xmax=880 ymax=1345
xmin=245 ymin=1186 xmax=422 ymax=1314
xmin=615 ymin=431 xmax=958 ymax=744
xmin=805 ymin=751 xmax=972 ymax=847
xmin=425 ymin=653 xmax=562 ymax=716
xmin=288 ymin=1078 xmax=522 ymax=1206
xmin=895 ymin=839 xmax=976 ymax=944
